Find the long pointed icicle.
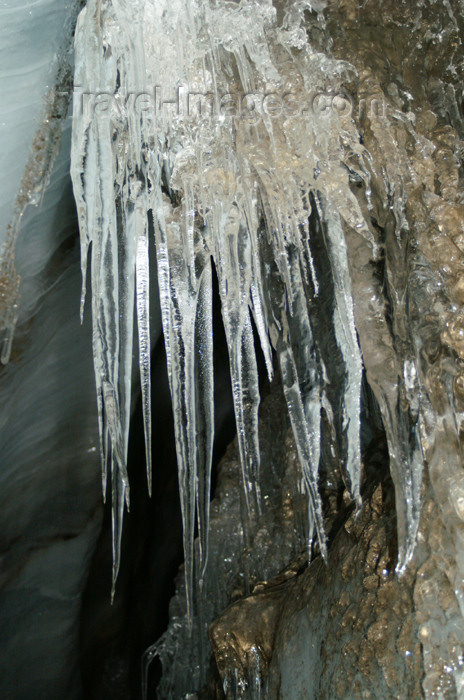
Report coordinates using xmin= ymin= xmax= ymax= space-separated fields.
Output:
xmin=135 ymin=201 xmax=152 ymax=495
xmin=321 ymin=202 xmax=363 ymax=505
xmin=193 ymin=261 xmax=214 ymax=583
xmin=259 ymin=212 xmax=327 ymax=556
xmin=213 ymin=207 xmax=262 ymax=514
xmin=153 ymin=195 xmax=215 ymax=618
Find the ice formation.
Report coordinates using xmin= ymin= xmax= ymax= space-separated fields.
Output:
xmin=70 ymin=0 xmax=422 ymax=611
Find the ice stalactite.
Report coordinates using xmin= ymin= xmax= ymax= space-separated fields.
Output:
xmin=70 ymin=0 xmax=420 ymax=611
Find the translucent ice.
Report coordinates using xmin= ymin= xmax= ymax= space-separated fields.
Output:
xmin=70 ymin=0 xmax=416 ymax=608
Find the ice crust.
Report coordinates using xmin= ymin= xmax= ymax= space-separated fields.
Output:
xmin=70 ymin=0 xmax=420 ymax=609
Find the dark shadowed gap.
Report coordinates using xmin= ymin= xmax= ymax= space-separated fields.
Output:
xmin=78 ymin=335 xmax=183 ymax=700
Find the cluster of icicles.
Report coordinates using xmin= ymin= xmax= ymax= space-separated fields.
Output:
xmin=70 ymin=0 xmax=416 ymax=614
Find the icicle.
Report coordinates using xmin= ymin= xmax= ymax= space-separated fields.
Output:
xmin=194 ymin=261 xmax=214 ymax=583
xmin=318 ymin=200 xmax=362 ymax=506
xmin=152 ymin=194 xmax=214 ymax=617
xmin=212 ymin=205 xmax=262 ymax=514
xmin=135 ymin=198 xmax=152 ymax=495
xmin=71 ymin=1 xmax=137 ymax=597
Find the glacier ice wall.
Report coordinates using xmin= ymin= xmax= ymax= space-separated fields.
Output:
xmin=0 ymin=0 xmax=84 ymax=363
xmin=0 ymin=114 xmax=104 ymax=698
xmin=70 ymin=0 xmax=427 ymax=617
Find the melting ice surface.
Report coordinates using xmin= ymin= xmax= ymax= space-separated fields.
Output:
xmin=70 ymin=0 xmax=420 ymax=612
